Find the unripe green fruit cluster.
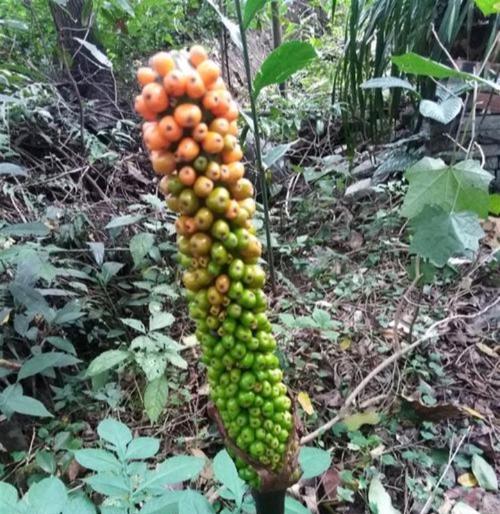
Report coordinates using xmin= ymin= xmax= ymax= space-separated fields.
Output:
xmin=136 ymin=47 xmax=293 ymax=489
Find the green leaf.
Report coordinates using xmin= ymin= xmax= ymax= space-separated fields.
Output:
xmin=206 ymin=0 xmax=242 ymax=50
xmin=26 ymin=477 xmax=68 ymax=514
xmin=144 ymin=375 xmax=168 ymax=423
xmin=419 ymin=97 xmax=463 ymax=124
xmin=45 ymin=337 xmax=76 ymax=355
xmin=105 ymin=214 xmax=144 ymax=230
xmin=262 ymin=142 xmax=296 ymax=169
xmin=125 ymin=437 xmax=160 ymax=460
xmin=343 ymin=411 xmax=381 ymax=431
xmin=298 ymin=447 xmax=332 ymax=480
xmin=0 ymin=222 xmax=49 ymax=237
xmin=361 ymin=77 xmax=416 ymax=91
xmin=86 ymin=350 xmax=131 ymax=377
xmin=73 ymin=38 xmax=112 ymax=68
xmin=100 ymin=262 xmax=124 ymax=284
xmin=85 ymin=472 xmax=130 ymax=497
xmin=243 ymin=0 xmax=267 ymax=28
xmin=368 ymin=477 xmax=401 ymax=514
xmin=74 ymin=449 xmax=122 ymax=473
xmin=178 ymin=490 xmax=215 ymax=514
xmin=401 ymin=158 xmax=492 ymax=219
xmin=130 ymin=233 xmax=155 ymax=267
xmin=149 ymin=312 xmax=175 ymax=331
xmin=115 ymin=0 xmax=134 ymax=16
xmin=0 ymin=384 xmax=53 ymax=418
xmin=409 ymin=208 xmax=484 ymax=267
xmin=35 ymin=450 xmax=56 ymax=474
xmin=213 ymin=450 xmax=246 ymax=507
xmin=475 ymin=0 xmax=500 ymax=15
xmin=489 ymin=194 xmax=500 ymax=215
xmin=138 ymin=456 xmax=205 ymax=492
xmin=9 ymin=283 xmax=54 ymax=322
xmin=97 ymin=419 xmax=132 ymax=455
xmin=471 ymin=454 xmax=498 ymax=491
xmin=121 ymin=318 xmax=146 ymax=333
xmin=87 ymin=242 xmax=105 ymax=266
xmin=253 ymin=41 xmax=317 ymax=98
xmin=139 ymin=491 xmax=182 ymax=514
xmin=62 ymin=494 xmax=97 ymax=514
xmin=0 ymin=482 xmax=19 ymax=513
xmin=18 ymin=352 xmax=81 ymax=380
xmin=0 ymin=163 xmax=28 ymax=177
xmin=284 ymin=497 xmax=311 ymax=514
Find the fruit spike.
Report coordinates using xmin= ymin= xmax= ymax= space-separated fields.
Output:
xmin=135 ymin=46 xmax=300 ymax=491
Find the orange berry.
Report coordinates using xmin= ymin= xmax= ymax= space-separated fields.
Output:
xmin=193 ymin=176 xmax=214 ymax=198
xmin=149 ymin=51 xmax=175 ymax=76
xmin=202 ymin=90 xmax=221 ymax=111
xmin=228 ymin=120 xmax=238 ymax=136
xmin=174 ymin=104 xmax=202 ymax=128
xmin=179 ymin=166 xmax=197 ymax=186
xmin=184 ymin=217 xmax=198 ymax=235
xmin=142 ymin=82 xmax=169 ymax=113
xmin=134 ymin=95 xmax=157 ymax=121
xmin=227 ymin=162 xmax=245 ymax=183
xmin=219 ymin=165 xmax=231 ymax=182
xmin=192 ymin=123 xmax=208 ymax=142
xmin=209 ymin=118 xmax=230 ymax=135
xmin=202 ymin=131 xmax=225 ymax=154
xmin=164 ymin=70 xmax=187 ymax=96
xmin=159 ymin=115 xmax=183 ymax=142
xmin=208 ymin=77 xmax=226 ymax=91
xmin=176 ymin=215 xmax=190 ymax=235
xmin=224 ymin=101 xmax=239 ymax=121
xmin=205 ymin=161 xmax=221 ymax=181
xmin=223 ymin=134 xmax=238 ymax=151
xmin=176 ymin=137 xmax=200 ymax=162
xmin=137 ymin=66 xmax=158 ymax=86
xmin=215 ymin=274 xmax=230 ymax=294
xmin=189 ymin=45 xmax=208 ymax=67
xmin=225 ymin=199 xmax=240 ymax=220
xmin=231 ymin=178 xmax=254 ymax=200
xmin=197 ymin=59 xmax=220 ymax=86
xmin=186 ymin=71 xmax=206 ymax=99
xmin=222 ymin=144 xmax=243 ymax=163
xmin=151 ymin=150 xmax=177 ymax=175
xmin=144 ymin=126 xmax=170 ymax=151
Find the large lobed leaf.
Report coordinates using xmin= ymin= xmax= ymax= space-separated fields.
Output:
xmin=401 ymin=157 xmax=492 ymax=219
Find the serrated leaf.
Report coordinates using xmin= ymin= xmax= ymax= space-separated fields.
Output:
xmin=0 ymin=163 xmax=28 ymax=177
xmin=26 ymin=477 xmax=68 ymax=514
xmin=361 ymin=77 xmax=416 ymax=91
xmin=130 ymin=233 xmax=155 ymax=267
xmin=368 ymin=477 xmax=401 ymax=514
xmin=86 ymin=350 xmax=131 ymax=377
xmin=149 ymin=312 xmax=174 ymax=331
xmin=243 ymin=0 xmax=267 ymax=27
xmin=125 ymin=437 xmax=160 ymax=460
xmin=471 ymin=454 xmax=498 ymax=491
xmin=409 ymin=207 xmax=484 ymax=266
xmin=74 ymin=449 xmax=122 ymax=472
xmin=298 ymin=447 xmax=332 ymax=480
xmin=254 ymin=41 xmax=317 ymax=98
xmin=213 ymin=450 xmax=245 ymax=507
xmin=402 ymin=158 xmax=492 ymax=219
xmin=419 ymin=97 xmax=463 ymax=124
xmin=284 ymin=497 xmax=311 ymax=514
xmin=475 ymin=0 xmax=500 ymax=15
xmin=97 ymin=419 xmax=132 ymax=454
xmin=0 ymin=221 xmax=49 ymax=237
xmin=18 ymin=352 xmax=81 ymax=380
xmin=178 ymin=490 xmax=215 ymax=514
xmin=144 ymin=375 xmax=168 ymax=423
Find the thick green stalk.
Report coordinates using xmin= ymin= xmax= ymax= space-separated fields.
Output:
xmin=233 ymin=0 xmax=277 ymax=295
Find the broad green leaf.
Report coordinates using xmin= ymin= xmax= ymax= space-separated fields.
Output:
xmin=298 ymin=447 xmax=332 ymax=480
xmin=471 ymin=454 xmax=498 ymax=491
xmin=419 ymin=97 xmax=463 ymax=124
xmin=130 ymin=233 xmax=155 ymax=267
xmin=206 ymin=0 xmax=242 ymax=50
xmin=401 ymin=158 xmax=492 ymax=219
xmin=253 ymin=41 xmax=317 ymax=98
xmin=490 ymin=194 xmax=500 ymax=215
xmin=139 ymin=491 xmax=182 ymax=514
xmin=18 ymin=352 xmax=81 ymax=380
xmin=213 ymin=450 xmax=246 ymax=507
xmin=149 ymin=312 xmax=174 ymax=331
xmin=0 ymin=482 xmax=19 ymax=513
xmin=475 ymin=0 xmax=500 ymax=15
xmin=45 ymin=336 xmax=76 ymax=355
xmin=179 ymin=490 xmax=215 ymax=514
xmin=121 ymin=317 xmax=146 ymax=333
xmin=9 ymin=283 xmax=54 ymax=322
xmin=100 ymin=262 xmax=124 ymax=284
xmin=138 ymin=456 xmax=205 ymax=492
xmin=105 ymin=214 xmax=143 ymax=230
xmin=0 ymin=384 xmax=53 ymax=418
xmin=361 ymin=77 xmax=416 ymax=91
xmin=35 ymin=450 xmax=56 ymax=474
xmin=263 ymin=142 xmax=296 ymax=169
xmin=97 ymin=419 xmax=132 ymax=454
xmin=285 ymin=497 xmax=311 ymax=514
xmin=74 ymin=449 xmax=122 ymax=473
xmin=62 ymin=494 xmax=96 ymax=514
xmin=343 ymin=411 xmax=381 ymax=431
xmin=85 ymin=472 xmax=130 ymax=497
xmin=144 ymin=375 xmax=168 ymax=422
xmin=131 ymin=336 xmax=168 ymax=381
xmin=115 ymin=0 xmax=134 ymax=16
xmin=26 ymin=477 xmax=68 ymax=514
xmin=87 ymin=242 xmax=105 ymax=266
xmin=368 ymin=477 xmax=401 ymax=514
xmin=409 ymin=208 xmax=484 ymax=267
xmin=86 ymin=350 xmax=131 ymax=377
xmin=0 ymin=222 xmax=49 ymax=237
xmin=0 ymin=163 xmax=27 ymax=177
xmin=243 ymin=0 xmax=267 ymax=28
xmin=125 ymin=437 xmax=160 ymax=460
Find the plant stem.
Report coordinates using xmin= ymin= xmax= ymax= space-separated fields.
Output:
xmin=270 ymin=0 xmax=285 ymax=96
xmin=233 ymin=0 xmax=277 ymax=294
xmin=252 ymin=489 xmax=286 ymax=514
